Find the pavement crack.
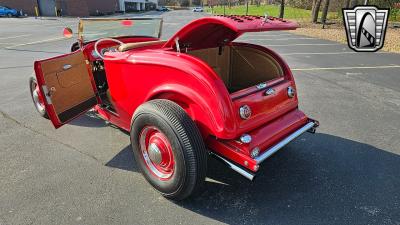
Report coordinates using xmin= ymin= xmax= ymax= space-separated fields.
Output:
xmin=0 ymin=110 xmax=100 ymax=163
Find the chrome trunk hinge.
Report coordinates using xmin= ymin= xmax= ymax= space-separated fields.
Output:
xmin=261 ymin=13 xmax=269 ymax=25
xmin=174 ymin=37 xmax=180 ymax=53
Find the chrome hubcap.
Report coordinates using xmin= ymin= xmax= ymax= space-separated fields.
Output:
xmin=148 ymin=143 xmax=162 ymax=165
xmin=139 ymin=126 xmax=174 ymax=180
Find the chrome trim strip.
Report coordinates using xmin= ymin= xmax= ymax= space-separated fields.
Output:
xmin=210 ymin=152 xmax=255 ymax=181
xmin=255 ymin=121 xmax=315 ymax=164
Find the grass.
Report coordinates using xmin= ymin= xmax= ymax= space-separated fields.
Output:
xmin=206 ymin=4 xmax=338 ymax=21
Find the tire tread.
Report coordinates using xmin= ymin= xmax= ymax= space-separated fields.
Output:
xmin=132 ymin=99 xmax=207 ymax=200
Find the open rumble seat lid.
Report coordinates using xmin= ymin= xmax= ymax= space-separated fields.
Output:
xmin=164 ymin=15 xmax=298 ymax=49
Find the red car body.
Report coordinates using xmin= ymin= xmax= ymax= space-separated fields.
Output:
xmin=33 ymin=16 xmax=318 ymax=182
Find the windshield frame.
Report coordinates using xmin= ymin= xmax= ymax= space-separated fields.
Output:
xmin=77 ymin=17 xmax=163 ymax=42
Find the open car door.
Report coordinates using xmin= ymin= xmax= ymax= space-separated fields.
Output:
xmin=34 ymin=51 xmax=98 ymax=128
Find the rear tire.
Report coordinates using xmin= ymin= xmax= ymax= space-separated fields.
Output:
xmin=130 ymin=99 xmax=207 ymax=200
xmin=29 ymin=76 xmax=48 ymax=119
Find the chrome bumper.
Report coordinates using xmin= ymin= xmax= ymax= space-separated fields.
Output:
xmin=254 ymin=121 xmax=317 ymax=164
xmin=210 ymin=152 xmax=256 ymax=181
xmin=211 ymin=120 xmax=318 ymax=181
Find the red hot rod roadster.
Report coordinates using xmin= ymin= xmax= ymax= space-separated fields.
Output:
xmin=30 ymin=16 xmax=318 ymax=200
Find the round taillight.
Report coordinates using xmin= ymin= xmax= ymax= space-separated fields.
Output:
xmin=287 ymin=86 xmax=296 ymax=98
xmin=239 ymin=105 xmax=251 ymax=120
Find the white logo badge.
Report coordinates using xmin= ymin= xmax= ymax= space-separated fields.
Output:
xmin=343 ymin=6 xmax=389 ymax=52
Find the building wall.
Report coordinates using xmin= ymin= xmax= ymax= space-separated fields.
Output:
xmin=60 ymin=0 xmax=89 ymax=16
xmin=119 ymin=0 xmax=157 ymax=12
xmin=86 ymin=0 xmax=119 ymax=15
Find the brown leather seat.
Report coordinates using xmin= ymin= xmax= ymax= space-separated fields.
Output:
xmin=118 ymin=40 xmax=166 ymax=52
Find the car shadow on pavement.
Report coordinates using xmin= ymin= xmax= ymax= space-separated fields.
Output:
xmin=177 ymin=133 xmax=400 ymax=225
xmin=105 ymin=145 xmax=139 ymax=172
xmin=68 ymin=110 xmax=109 ymax=128
xmin=104 ymin=132 xmax=400 ymax=224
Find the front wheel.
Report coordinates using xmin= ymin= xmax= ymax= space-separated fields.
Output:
xmin=130 ymin=99 xmax=207 ymax=200
xmin=29 ymin=76 xmax=48 ymax=119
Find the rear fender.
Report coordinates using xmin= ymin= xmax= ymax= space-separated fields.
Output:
xmin=148 ymin=84 xmax=236 ymax=139
xmin=106 ymin=50 xmax=237 ymax=139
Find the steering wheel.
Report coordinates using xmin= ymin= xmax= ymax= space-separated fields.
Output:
xmin=94 ymin=38 xmax=125 ymax=60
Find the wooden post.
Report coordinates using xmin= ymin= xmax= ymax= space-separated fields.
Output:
xmin=246 ymin=1 xmax=249 ymax=15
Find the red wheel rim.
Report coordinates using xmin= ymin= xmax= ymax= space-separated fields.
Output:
xmin=31 ymin=80 xmax=46 ymax=112
xmin=139 ymin=126 xmax=175 ymax=180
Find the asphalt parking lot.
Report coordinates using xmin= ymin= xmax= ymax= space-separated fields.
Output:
xmin=0 ymin=10 xmax=399 ymax=225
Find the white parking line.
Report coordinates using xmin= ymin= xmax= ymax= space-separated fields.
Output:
xmin=267 ymin=43 xmax=342 ymax=47
xmin=282 ymin=52 xmax=356 ymax=55
xmin=244 ymin=33 xmax=294 ymax=37
xmin=0 ymin=34 xmax=32 ymax=40
xmin=292 ymin=65 xmax=400 ymax=71
xmin=245 ymin=37 xmax=316 ymax=41
xmin=6 ymin=36 xmax=67 ymax=48
xmin=281 ymin=51 xmax=392 ymax=55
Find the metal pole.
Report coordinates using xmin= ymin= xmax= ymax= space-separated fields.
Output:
xmin=34 ymin=6 xmax=39 ymax=18
xmin=246 ymin=1 xmax=249 ymax=15
xmin=223 ymin=1 xmax=226 ymax=15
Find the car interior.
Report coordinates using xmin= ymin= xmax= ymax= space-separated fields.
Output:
xmin=39 ymin=37 xmax=284 ymax=122
xmin=187 ymin=45 xmax=284 ymax=93
xmin=85 ymin=40 xmax=285 ymax=112
xmin=89 ymin=39 xmax=167 ymax=112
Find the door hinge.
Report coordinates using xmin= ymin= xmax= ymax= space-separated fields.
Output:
xmin=41 ymin=85 xmax=52 ymax=104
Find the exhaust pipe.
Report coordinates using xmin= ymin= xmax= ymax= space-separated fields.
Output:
xmin=210 ymin=152 xmax=255 ymax=181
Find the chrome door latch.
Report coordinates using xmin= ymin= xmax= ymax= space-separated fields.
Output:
xmin=63 ymin=64 xmax=72 ymax=70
